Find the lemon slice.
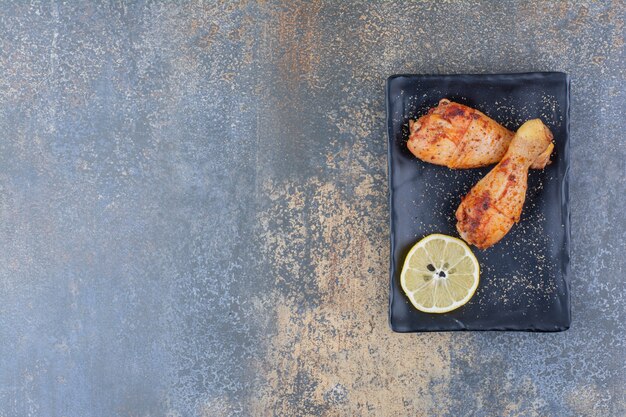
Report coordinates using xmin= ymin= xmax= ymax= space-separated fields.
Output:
xmin=400 ymin=234 xmax=480 ymax=313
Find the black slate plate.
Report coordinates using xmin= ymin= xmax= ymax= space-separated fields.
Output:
xmin=386 ymin=73 xmax=570 ymax=332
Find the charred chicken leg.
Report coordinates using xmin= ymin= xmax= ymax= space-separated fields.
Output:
xmin=408 ymin=99 xmax=553 ymax=169
xmin=455 ymin=119 xmax=554 ymax=249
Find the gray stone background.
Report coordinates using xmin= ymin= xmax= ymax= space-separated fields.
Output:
xmin=0 ymin=1 xmax=624 ymax=416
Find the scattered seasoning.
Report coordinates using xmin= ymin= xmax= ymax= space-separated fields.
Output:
xmin=402 ymin=95 xmax=561 ymax=311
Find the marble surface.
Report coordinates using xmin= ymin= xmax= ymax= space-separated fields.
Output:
xmin=0 ymin=1 xmax=624 ymax=416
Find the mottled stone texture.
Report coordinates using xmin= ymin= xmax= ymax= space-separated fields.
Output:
xmin=0 ymin=1 xmax=623 ymax=416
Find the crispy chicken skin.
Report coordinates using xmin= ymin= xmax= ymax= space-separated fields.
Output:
xmin=455 ymin=119 xmax=554 ymax=249
xmin=408 ymin=99 xmax=553 ymax=169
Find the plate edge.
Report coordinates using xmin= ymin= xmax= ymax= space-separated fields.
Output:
xmin=385 ymin=72 xmax=572 ymax=333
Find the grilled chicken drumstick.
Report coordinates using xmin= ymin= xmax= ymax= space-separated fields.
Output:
xmin=455 ymin=119 xmax=554 ymax=249
xmin=408 ymin=99 xmax=553 ymax=169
